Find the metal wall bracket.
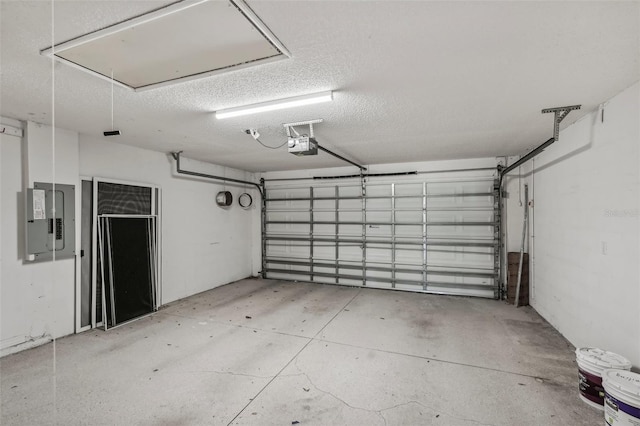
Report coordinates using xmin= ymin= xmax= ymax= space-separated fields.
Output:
xmin=541 ymin=105 xmax=581 ymax=141
xmin=283 ymin=118 xmax=324 ymax=138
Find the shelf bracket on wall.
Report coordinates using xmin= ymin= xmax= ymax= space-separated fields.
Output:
xmin=541 ymin=104 xmax=581 ymax=141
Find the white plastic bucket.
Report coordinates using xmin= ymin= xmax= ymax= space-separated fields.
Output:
xmin=602 ymin=369 xmax=640 ymax=426
xmin=576 ymin=348 xmax=632 ymax=410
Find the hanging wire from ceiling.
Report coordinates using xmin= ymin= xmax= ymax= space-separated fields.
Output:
xmin=245 ymin=128 xmax=288 ymax=149
xmin=111 ymin=69 xmax=114 ymax=131
xmin=103 ymin=70 xmax=121 ymax=136
xmin=255 ymin=137 xmax=288 ymax=150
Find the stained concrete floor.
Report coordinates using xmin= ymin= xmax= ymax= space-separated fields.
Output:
xmin=1 ymin=278 xmax=602 ymax=425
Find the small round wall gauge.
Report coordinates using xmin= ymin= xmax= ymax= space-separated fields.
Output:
xmin=238 ymin=193 xmax=253 ymax=209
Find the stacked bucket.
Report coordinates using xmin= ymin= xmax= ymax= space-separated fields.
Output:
xmin=576 ymin=348 xmax=640 ymax=425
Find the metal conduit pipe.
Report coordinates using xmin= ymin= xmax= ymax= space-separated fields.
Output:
xmin=170 ymin=151 xmax=264 ymax=198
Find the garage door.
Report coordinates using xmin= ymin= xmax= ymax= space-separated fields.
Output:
xmin=262 ymin=171 xmax=500 ymax=298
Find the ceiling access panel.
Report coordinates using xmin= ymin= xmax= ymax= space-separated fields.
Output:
xmin=40 ymin=0 xmax=290 ymax=91
xmin=262 ymin=171 xmax=501 ymax=299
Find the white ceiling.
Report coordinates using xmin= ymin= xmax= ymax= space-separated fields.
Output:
xmin=1 ymin=1 xmax=638 ymax=172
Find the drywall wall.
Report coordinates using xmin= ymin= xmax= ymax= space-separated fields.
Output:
xmin=1 ymin=121 xmax=79 ymax=356
xmin=79 ymin=136 xmax=259 ymax=304
xmin=514 ymin=82 xmax=640 ymax=367
xmin=2 ymin=124 xmax=259 ymax=356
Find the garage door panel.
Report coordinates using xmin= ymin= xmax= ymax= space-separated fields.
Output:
xmin=263 ymin=173 xmax=499 ymax=298
xmin=426 ymin=226 xmax=493 ymax=238
xmin=311 ymin=251 xmax=335 ymax=263
xmin=337 ymin=210 xmax=362 ymax=221
xmin=268 ymin=245 xmax=310 ymax=258
xmin=428 ymin=250 xmax=493 ymax=268
xmin=267 ymin=212 xmax=309 ymax=222
xmin=312 ymin=211 xmax=333 ymax=221
xmin=336 ymin=199 xmax=360 ymax=209
xmin=366 ymin=269 xmax=392 ymax=280
xmin=365 ymin=225 xmax=391 ymax=238
xmin=311 ymin=223 xmax=334 ymax=234
xmin=396 ymin=249 xmax=423 ymax=265
xmin=426 ymin=210 xmax=493 ymax=221
xmin=365 ymin=247 xmax=391 ymax=263
xmin=337 ymin=224 xmax=361 ymax=235
xmin=394 ymin=210 xmax=422 ymax=222
xmin=395 ymin=224 xmax=422 ymax=235
xmin=338 ymin=246 xmax=363 ymax=262
xmin=266 ymin=224 xmax=309 ymax=234
xmin=365 ymin=211 xmax=392 ymax=222
xmin=395 ymin=183 xmax=422 ymax=194
xmin=312 ymin=186 xmax=335 ymax=196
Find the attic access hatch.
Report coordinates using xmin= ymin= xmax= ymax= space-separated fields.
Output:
xmin=40 ymin=0 xmax=290 ymax=91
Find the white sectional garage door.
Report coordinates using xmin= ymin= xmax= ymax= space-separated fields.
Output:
xmin=262 ymin=171 xmax=500 ymax=298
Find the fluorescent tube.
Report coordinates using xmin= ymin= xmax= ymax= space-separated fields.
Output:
xmin=215 ymin=91 xmax=333 ymax=119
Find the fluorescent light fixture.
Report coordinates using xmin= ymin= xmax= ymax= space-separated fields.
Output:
xmin=215 ymin=91 xmax=333 ymax=119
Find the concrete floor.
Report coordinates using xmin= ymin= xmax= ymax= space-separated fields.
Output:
xmin=1 ymin=278 xmax=602 ymax=425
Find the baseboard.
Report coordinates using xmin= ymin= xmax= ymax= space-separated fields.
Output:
xmin=0 ymin=334 xmax=53 ymax=358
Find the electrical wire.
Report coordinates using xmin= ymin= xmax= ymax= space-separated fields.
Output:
xmin=247 ymin=126 xmax=301 ymax=149
xmin=255 ymin=137 xmax=288 ymax=150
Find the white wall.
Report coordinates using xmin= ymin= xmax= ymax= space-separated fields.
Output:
xmin=507 ymin=82 xmax=640 ymax=367
xmin=79 ymin=136 xmax=259 ymax=304
xmin=2 ymin=124 xmax=259 ymax=356
xmin=1 ymin=121 xmax=79 ymax=356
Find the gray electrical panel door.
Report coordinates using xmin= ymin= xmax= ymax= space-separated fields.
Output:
xmin=26 ymin=182 xmax=75 ymax=261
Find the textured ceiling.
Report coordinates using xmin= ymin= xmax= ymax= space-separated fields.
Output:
xmin=1 ymin=1 xmax=638 ymax=172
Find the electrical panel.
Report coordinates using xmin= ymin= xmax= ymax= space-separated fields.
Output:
xmin=26 ymin=182 xmax=75 ymax=262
